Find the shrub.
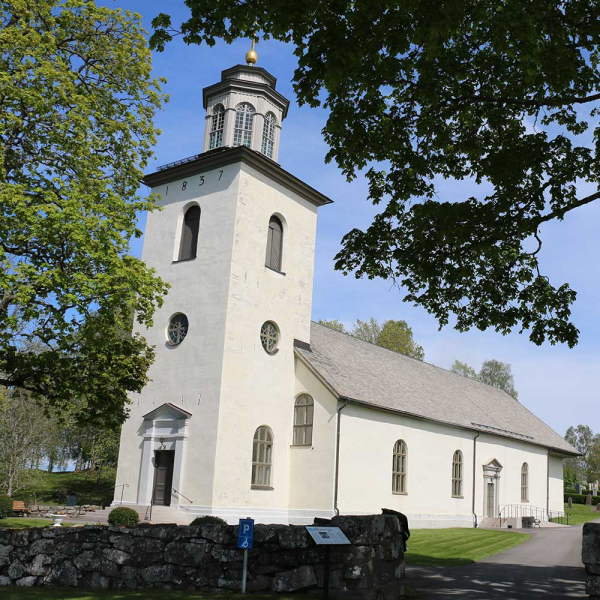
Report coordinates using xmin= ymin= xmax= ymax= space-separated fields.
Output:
xmin=108 ymin=507 xmax=139 ymax=526
xmin=0 ymin=496 xmax=13 ymax=519
xmin=190 ymin=515 xmax=228 ymax=526
xmin=564 ymin=493 xmax=600 ymax=506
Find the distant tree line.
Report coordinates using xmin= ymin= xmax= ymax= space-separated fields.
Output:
xmin=0 ymin=387 xmax=120 ymax=497
xmin=564 ymin=425 xmax=600 ymax=486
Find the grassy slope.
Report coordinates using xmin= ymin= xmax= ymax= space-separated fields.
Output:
xmin=555 ymin=502 xmax=600 ymax=525
xmin=0 ymin=518 xmax=78 ymax=529
xmin=11 ymin=469 xmax=116 ymax=506
xmin=405 ymin=528 xmax=531 ymax=566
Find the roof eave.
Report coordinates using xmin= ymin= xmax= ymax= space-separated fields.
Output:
xmin=143 ymin=146 xmax=333 ymax=208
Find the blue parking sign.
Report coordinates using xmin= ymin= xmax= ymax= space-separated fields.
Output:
xmin=238 ymin=518 xmax=254 ymax=549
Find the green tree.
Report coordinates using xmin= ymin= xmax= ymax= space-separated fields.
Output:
xmin=1 ymin=0 xmax=169 ymax=426
xmin=0 ymin=389 xmax=52 ymax=496
xmin=450 ymin=360 xmax=478 ymax=381
xmin=350 ymin=318 xmax=381 ymax=345
xmin=451 ymin=358 xmax=518 ymax=400
xmin=376 ymin=320 xmax=425 ymax=361
xmin=478 ymin=360 xmax=519 ymax=401
xmin=152 ymin=1 xmax=600 ymax=348
xmin=565 ymin=425 xmax=599 ymax=482
xmin=317 ymin=319 xmax=347 ymax=333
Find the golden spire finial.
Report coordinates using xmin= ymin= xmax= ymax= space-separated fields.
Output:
xmin=245 ymin=37 xmax=258 ymax=66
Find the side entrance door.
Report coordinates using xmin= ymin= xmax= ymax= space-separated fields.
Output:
xmin=486 ymin=481 xmax=495 ymax=517
xmin=153 ymin=450 xmax=175 ymax=506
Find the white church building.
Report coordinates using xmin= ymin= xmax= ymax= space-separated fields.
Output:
xmin=114 ymin=51 xmax=577 ymax=528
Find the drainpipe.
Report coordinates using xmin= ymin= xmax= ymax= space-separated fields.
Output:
xmin=546 ymin=451 xmax=550 ymax=519
xmin=472 ymin=432 xmax=480 ymax=528
xmin=333 ymin=400 xmax=349 ymax=516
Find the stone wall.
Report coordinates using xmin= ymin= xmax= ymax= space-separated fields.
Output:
xmin=584 ymin=523 xmax=600 ymax=597
xmin=26 ymin=505 xmax=103 ymax=519
xmin=0 ymin=512 xmax=405 ymax=598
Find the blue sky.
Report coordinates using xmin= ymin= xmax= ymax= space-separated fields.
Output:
xmin=114 ymin=1 xmax=598 ymax=439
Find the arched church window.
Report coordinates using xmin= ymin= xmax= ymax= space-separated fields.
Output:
xmin=452 ymin=450 xmax=463 ymax=497
xmin=293 ymin=394 xmax=314 ymax=446
xmin=252 ymin=426 xmax=273 ymax=488
xmin=178 ymin=205 xmax=200 ymax=261
xmin=209 ymin=104 xmax=225 ymax=149
xmin=392 ymin=440 xmax=407 ymax=494
xmin=233 ymin=102 xmax=255 ymax=147
xmin=167 ymin=313 xmax=189 ymax=346
xmin=265 ymin=215 xmax=283 ymax=272
xmin=521 ymin=462 xmax=529 ymax=502
xmin=261 ymin=112 xmax=276 ymax=158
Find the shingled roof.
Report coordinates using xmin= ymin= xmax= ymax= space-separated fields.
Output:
xmin=295 ymin=322 xmax=577 ymax=456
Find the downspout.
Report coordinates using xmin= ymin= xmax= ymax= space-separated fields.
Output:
xmin=546 ymin=450 xmax=550 ymax=519
xmin=472 ymin=432 xmax=480 ymax=528
xmin=333 ymin=400 xmax=349 ymax=516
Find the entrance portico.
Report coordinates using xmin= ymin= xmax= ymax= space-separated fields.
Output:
xmin=138 ymin=403 xmax=191 ymax=507
xmin=483 ymin=459 xmax=503 ymax=518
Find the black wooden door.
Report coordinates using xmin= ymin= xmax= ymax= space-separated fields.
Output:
xmin=153 ymin=450 xmax=175 ymax=506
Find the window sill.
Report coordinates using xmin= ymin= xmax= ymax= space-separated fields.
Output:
xmin=265 ymin=265 xmax=286 ymax=276
xmin=251 ymin=486 xmax=274 ymax=491
xmin=172 ymin=257 xmax=197 ymax=264
xmin=291 ymin=444 xmax=312 ymax=448
xmin=452 ymin=496 xmax=464 ymax=499
xmin=521 ymin=500 xmax=529 ymax=503
xmin=392 ymin=492 xmax=408 ymax=496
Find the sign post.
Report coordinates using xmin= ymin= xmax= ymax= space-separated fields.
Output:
xmin=306 ymin=526 xmax=351 ymax=599
xmin=238 ymin=517 xmax=254 ymax=594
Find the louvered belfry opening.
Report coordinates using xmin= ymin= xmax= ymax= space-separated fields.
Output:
xmin=179 ymin=205 xmax=201 ymax=261
xmin=265 ymin=216 xmax=283 ymax=272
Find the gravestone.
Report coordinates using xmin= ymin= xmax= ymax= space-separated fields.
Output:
xmin=568 ymin=497 xmax=573 ymax=510
xmin=586 ymin=493 xmax=593 ymax=506
xmin=596 ymin=503 xmax=600 ymax=512
xmin=576 ymin=483 xmax=583 ymax=495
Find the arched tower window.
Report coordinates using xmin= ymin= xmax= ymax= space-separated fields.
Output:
xmin=178 ymin=205 xmax=200 ymax=261
xmin=392 ymin=440 xmax=407 ymax=494
xmin=293 ymin=394 xmax=314 ymax=446
xmin=252 ymin=426 xmax=273 ymax=488
xmin=521 ymin=463 xmax=529 ymax=502
xmin=265 ymin=216 xmax=283 ymax=272
xmin=233 ymin=103 xmax=255 ymax=147
xmin=209 ymin=104 xmax=225 ymax=149
xmin=261 ymin=112 xmax=276 ymax=158
xmin=452 ymin=450 xmax=463 ymax=497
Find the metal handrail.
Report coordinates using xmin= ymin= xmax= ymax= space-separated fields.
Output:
xmin=498 ymin=503 xmax=569 ymax=526
xmin=172 ymin=488 xmax=193 ymax=504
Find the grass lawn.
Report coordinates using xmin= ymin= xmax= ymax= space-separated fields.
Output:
xmin=0 ymin=518 xmax=79 ymax=529
xmin=553 ymin=502 xmax=600 ymax=526
xmin=0 ymin=590 xmax=317 ymax=600
xmin=405 ymin=528 xmax=531 ymax=566
xmin=11 ymin=469 xmax=116 ymax=507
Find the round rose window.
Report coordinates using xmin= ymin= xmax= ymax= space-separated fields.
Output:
xmin=167 ymin=313 xmax=189 ymax=346
xmin=260 ymin=321 xmax=279 ymax=354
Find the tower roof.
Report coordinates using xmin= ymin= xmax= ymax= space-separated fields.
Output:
xmin=202 ymin=64 xmax=290 ymax=119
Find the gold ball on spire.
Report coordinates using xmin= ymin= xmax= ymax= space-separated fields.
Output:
xmin=245 ymin=48 xmax=258 ymax=65
xmin=246 ymin=38 xmax=257 ymax=66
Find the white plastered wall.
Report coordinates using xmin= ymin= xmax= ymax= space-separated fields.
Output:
xmin=207 ymin=162 xmax=319 ymax=523
xmin=336 ymin=404 xmax=564 ymax=528
xmin=114 ymin=165 xmax=243 ymax=508
xmin=288 ymin=357 xmax=339 ymax=522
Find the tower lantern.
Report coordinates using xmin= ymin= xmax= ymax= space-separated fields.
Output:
xmin=201 ymin=55 xmax=289 ymax=162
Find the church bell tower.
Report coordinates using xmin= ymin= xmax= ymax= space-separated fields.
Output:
xmin=113 ymin=46 xmax=332 ymax=522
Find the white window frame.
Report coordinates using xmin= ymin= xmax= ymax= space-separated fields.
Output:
xmin=233 ymin=102 xmax=255 ymax=147
xmin=293 ymin=394 xmax=314 ymax=446
xmin=452 ymin=450 xmax=463 ymax=498
xmin=209 ymin=104 xmax=225 ymax=149
xmin=521 ymin=462 xmax=529 ymax=502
